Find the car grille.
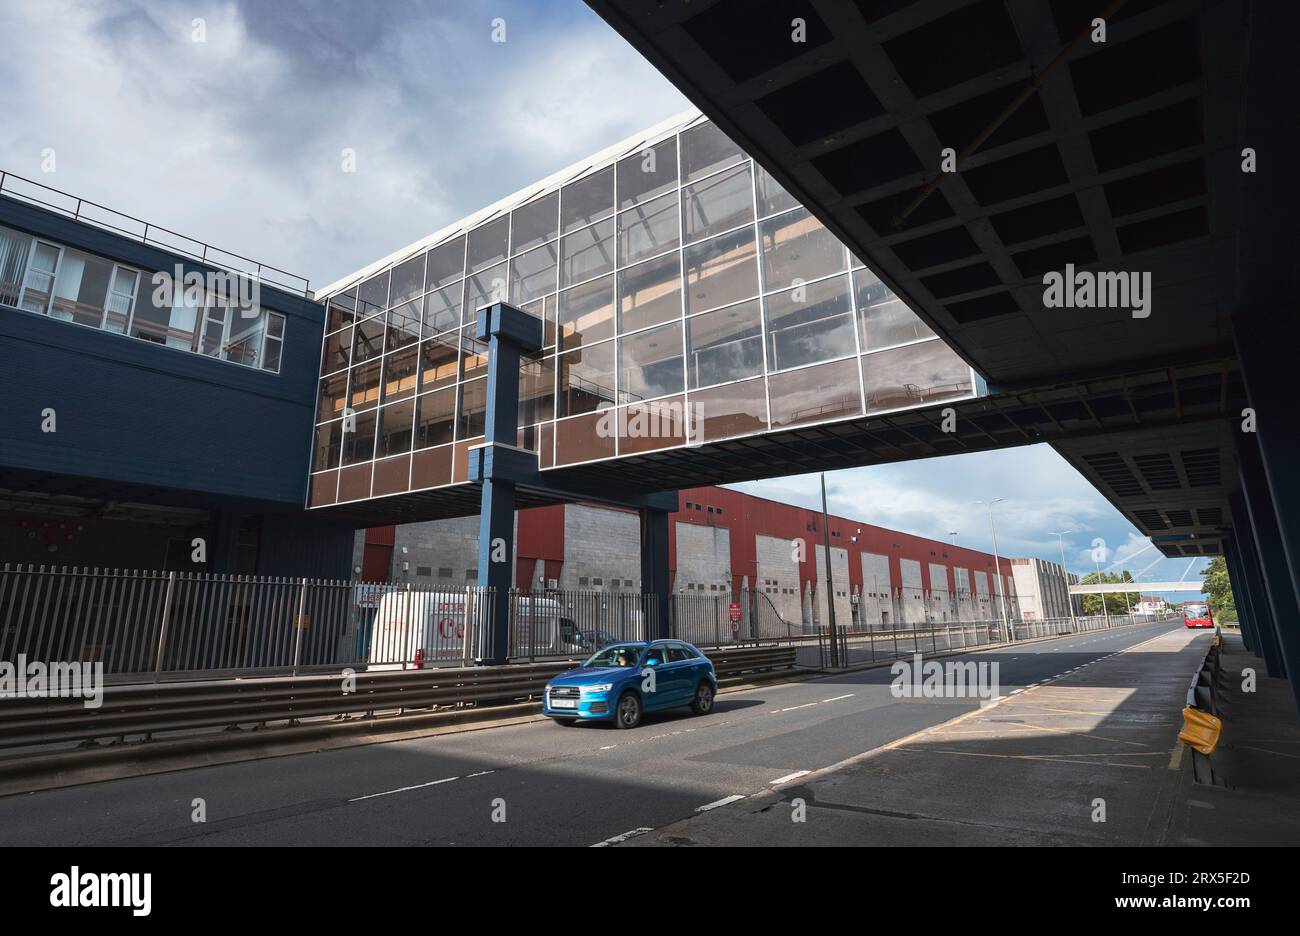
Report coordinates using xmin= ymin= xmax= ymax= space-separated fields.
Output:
xmin=549 ymin=686 xmax=581 ymax=700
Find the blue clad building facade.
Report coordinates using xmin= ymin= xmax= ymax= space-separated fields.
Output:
xmin=0 ymin=180 xmax=355 ymax=578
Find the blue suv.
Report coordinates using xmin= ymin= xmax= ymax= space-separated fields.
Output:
xmin=543 ymin=640 xmax=718 ymax=729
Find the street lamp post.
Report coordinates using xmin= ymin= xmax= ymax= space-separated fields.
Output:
xmin=976 ymin=499 xmax=1009 ymax=641
xmin=1048 ymin=530 xmax=1076 ymax=628
xmin=819 ymin=473 xmax=840 ymax=668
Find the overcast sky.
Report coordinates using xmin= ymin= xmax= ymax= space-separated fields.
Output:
xmin=0 ymin=0 xmax=1206 ymax=596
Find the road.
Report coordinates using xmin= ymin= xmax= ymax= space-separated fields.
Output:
xmin=0 ymin=620 xmax=1181 ymax=846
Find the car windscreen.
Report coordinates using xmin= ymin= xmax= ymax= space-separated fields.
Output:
xmin=582 ymin=645 xmax=644 ymax=668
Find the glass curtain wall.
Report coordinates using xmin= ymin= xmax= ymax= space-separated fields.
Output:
xmin=309 ymin=116 xmax=975 ymax=507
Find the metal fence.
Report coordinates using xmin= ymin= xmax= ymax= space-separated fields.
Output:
xmin=0 ymin=564 xmax=1178 ymax=683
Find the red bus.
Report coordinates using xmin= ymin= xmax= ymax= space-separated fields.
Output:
xmin=1182 ymin=602 xmax=1214 ymax=628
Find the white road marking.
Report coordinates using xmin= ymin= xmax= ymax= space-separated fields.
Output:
xmin=349 ymin=775 xmax=459 ymax=802
xmin=696 ymin=794 xmax=746 ymax=812
xmin=591 ymin=827 xmax=654 ymax=847
xmin=769 ymin=770 xmax=811 ymax=785
xmin=822 ymin=694 xmax=855 ymax=703
xmin=780 ymin=702 xmax=818 ymax=712
xmin=465 ymin=770 xmax=494 ymax=778
xmin=599 ymin=745 xmax=617 ymax=750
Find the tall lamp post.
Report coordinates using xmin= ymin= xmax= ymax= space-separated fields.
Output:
xmin=948 ymin=531 xmax=958 ymax=546
xmin=976 ymin=499 xmax=1009 ymax=641
xmin=819 ymin=473 xmax=840 ymax=668
xmin=1048 ymin=530 xmax=1076 ymax=627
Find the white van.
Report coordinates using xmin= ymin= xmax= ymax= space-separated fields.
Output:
xmin=367 ymin=591 xmax=573 ymax=669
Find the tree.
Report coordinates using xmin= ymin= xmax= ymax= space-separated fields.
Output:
xmin=1201 ymin=557 xmax=1237 ymax=622
xmin=1080 ymin=570 xmax=1137 ymax=615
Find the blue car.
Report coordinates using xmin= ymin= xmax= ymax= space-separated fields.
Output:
xmin=543 ymin=640 xmax=718 ymax=729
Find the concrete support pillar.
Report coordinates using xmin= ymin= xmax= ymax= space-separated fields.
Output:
xmin=639 ymin=508 xmax=671 ymax=640
xmin=476 ymin=476 xmax=516 ymax=664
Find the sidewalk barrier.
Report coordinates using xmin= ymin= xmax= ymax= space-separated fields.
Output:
xmin=1179 ymin=632 xmax=1224 ymax=784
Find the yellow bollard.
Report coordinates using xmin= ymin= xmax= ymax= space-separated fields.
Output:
xmin=1179 ymin=706 xmax=1221 ymax=755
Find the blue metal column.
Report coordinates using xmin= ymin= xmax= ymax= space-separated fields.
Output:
xmin=1230 ymin=494 xmax=1285 ymax=678
xmin=472 ymin=303 xmax=542 ymax=665
xmin=640 ymin=508 xmax=672 ymax=640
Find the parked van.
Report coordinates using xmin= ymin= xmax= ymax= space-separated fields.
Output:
xmin=367 ymin=591 xmax=573 ymax=669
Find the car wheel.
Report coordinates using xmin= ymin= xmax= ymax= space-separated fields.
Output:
xmin=690 ymin=681 xmax=714 ymax=715
xmin=615 ymin=691 xmax=642 ymax=729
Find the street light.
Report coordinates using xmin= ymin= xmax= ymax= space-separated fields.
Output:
xmin=1047 ymin=530 xmax=1076 ymax=627
xmin=975 ymin=499 xmax=1009 ymax=640
xmin=947 ymin=531 xmax=958 ymax=546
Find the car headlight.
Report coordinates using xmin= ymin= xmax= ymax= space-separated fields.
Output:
xmin=581 ymin=683 xmax=613 ymax=695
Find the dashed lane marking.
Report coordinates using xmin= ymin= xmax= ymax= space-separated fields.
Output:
xmin=591 ymin=827 xmax=654 ymax=847
xmin=696 ymin=794 xmax=746 ymax=812
xmin=769 ymin=770 xmax=811 ymax=785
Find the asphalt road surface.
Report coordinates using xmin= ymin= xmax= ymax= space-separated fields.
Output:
xmin=0 ymin=621 xmax=1181 ymax=846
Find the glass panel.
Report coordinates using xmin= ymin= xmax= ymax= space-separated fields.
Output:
xmin=341 ymin=408 xmax=377 ymax=466
xmin=768 ymin=358 xmax=863 ymax=429
xmin=418 ymin=332 xmax=461 ymax=391
xmin=862 ymin=340 xmax=972 ymax=413
xmin=689 ymin=377 xmax=768 ymax=441
xmin=199 ymin=302 xmax=228 ymax=358
xmin=381 ymin=346 xmax=419 ymax=402
xmin=560 ymin=217 xmax=615 ymax=288
xmin=467 ymin=216 xmax=510 ymax=272
xmin=414 ymin=386 xmax=457 ymax=449
xmin=618 ymin=252 xmax=681 ymax=335
xmin=618 ymin=138 xmax=679 ymax=208
xmin=348 ymin=359 xmax=382 ymax=412
xmin=351 ymin=313 xmax=385 ymax=362
xmin=511 ymin=191 xmax=558 ymax=254
xmin=681 ymin=120 xmax=745 ymax=181
xmin=385 ymin=300 xmax=422 ymax=352
xmin=423 ymin=283 xmax=461 ymax=336
xmin=48 ymin=249 xmax=114 ymax=327
xmin=322 ymin=325 xmax=352 ymax=374
xmin=327 ymin=289 xmax=356 ymax=331
xmin=129 ymin=276 xmax=201 ymax=351
xmin=682 ymin=227 xmax=759 ymax=315
xmin=755 ymin=165 xmax=799 ymax=217
xmin=557 ymin=337 xmax=616 ymax=417
xmin=686 ymin=299 xmax=763 ymax=389
xmin=20 ymin=242 xmax=58 ymax=314
xmin=0 ymin=225 xmax=33 ymax=307
xmin=356 ymin=270 xmax=389 ymax=319
xmin=390 ymin=254 xmax=425 ymax=307
xmin=617 ymin=191 xmax=679 ymax=267
xmin=313 ymin=420 xmax=344 ymax=471
xmin=682 ymin=162 xmax=753 ymax=243
xmin=561 ymin=165 xmax=614 ymax=232
xmin=105 ymin=267 xmax=138 ymax=333
xmin=765 ymin=275 xmax=856 ymax=371
xmin=225 ymin=310 xmax=267 ymax=367
xmin=759 ymin=208 xmax=846 ymax=292
xmin=376 ymin=398 xmax=416 ymax=458
xmin=510 ymin=241 xmax=557 ymax=306
xmin=463 ymin=261 xmax=507 ymax=323
xmin=317 ymin=371 xmax=349 ymax=422
xmin=619 ymin=321 xmax=683 ymax=404
xmin=855 ymin=268 xmax=934 ymax=350
xmin=457 ymin=378 xmax=487 ymax=440
xmin=460 ymin=326 xmax=490 ymax=382
xmin=522 ymin=294 xmax=557 ymax=349
xmin=557 ymin=274 xmax=614 ymax=350
xmin=519 ymin=357 xmax=555 ymax=426
xmin=425 ymin=236 xmax=465 ymax=290
xmin=554 ymin=412 xmax=615 ymax=466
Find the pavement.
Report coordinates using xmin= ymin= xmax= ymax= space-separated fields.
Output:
xmin=0 ymin=620 xmax=1197 ymax=846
